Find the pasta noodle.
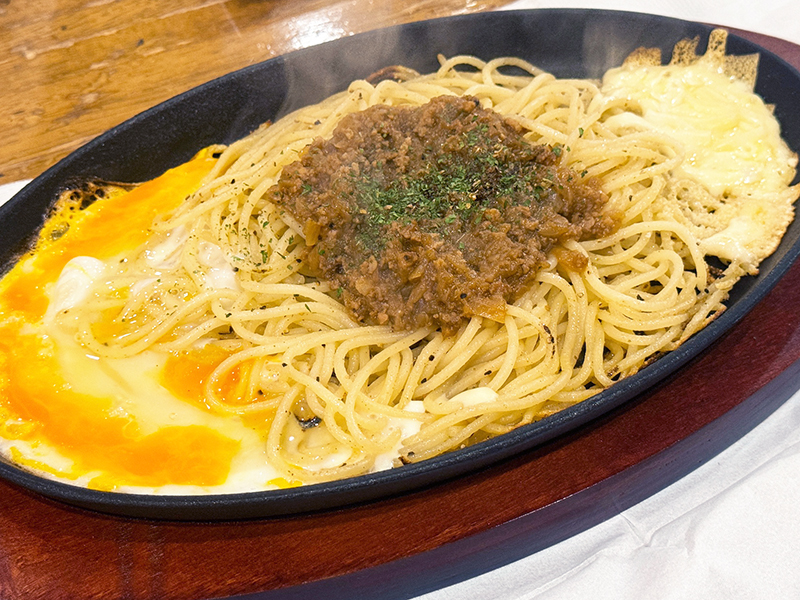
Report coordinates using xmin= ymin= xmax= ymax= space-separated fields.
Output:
xmin=1 ymin=31 xmax=797 ymax=492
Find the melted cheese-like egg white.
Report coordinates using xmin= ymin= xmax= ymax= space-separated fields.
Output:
xmin=0 ymin=154 xmax=291 ymax=494
xmin=602 ymin=59 xmax=798 ymax=268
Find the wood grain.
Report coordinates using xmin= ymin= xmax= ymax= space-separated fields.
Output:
xmin=1 ymin=9 xmax=800 ymax=600
xmin=0 ymin=0 xmax=513 ymax=184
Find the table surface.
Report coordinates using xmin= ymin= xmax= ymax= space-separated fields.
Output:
xmin=0 ymin=0 xmax=512 ymax=185
xmin=2 ymin=2 xmax=800 ymax=600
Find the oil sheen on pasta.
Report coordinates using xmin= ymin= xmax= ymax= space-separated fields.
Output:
xmin=0 ymin=30 xmax=797 ymax=494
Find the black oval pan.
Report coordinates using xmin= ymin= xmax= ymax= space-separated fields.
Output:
xmin=1 ymin=9 xmax=799 ymax=520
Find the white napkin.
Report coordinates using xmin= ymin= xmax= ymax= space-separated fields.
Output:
xmin=0 ymin=180 xmax=31 ymax=204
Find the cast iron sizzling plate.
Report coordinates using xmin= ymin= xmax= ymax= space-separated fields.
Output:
xmin=1 ymin=9 xmax=800 ymax=520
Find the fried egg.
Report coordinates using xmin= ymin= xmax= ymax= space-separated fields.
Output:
xmin=0 ymin=155 xmax=290 ymax=494
xmin=0 ymin=153 xmax=428 ymax=494
xmin=601 ymin=35 xmax=798 ymax=271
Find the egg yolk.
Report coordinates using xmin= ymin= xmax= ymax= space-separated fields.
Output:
xmin=161 ymin=345 xmax=239 ymax=411
xmin=0 ymin=153 xmax=244 ymax=490
xmin=0 ymin=152 xmax=216 ymax=321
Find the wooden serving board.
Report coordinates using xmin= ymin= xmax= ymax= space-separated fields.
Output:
xmin=1 ymin=28 xmax=799 ymax=600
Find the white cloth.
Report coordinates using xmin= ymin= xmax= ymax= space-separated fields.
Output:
xmin=501 ymin=0 xmax=800 ymax=45
xmin=419 ymin=1 xmax=800 ymax=599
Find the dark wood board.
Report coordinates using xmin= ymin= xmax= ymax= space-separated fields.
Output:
xmin=0 ymin=27 xmax=799 ymax=600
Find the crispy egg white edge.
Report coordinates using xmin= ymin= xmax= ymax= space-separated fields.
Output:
xmin=601 ymin=59 xmax=798 ymax=268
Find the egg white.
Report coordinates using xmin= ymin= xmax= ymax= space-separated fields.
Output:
xmin=602 ymin=59 xmax=798 ymax=270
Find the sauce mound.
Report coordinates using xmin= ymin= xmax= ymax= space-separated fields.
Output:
xmin=272 ymin=95 xmax=615 ymax=333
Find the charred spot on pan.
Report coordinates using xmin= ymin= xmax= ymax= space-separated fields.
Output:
xmin=366 ymin=65 xmax=421 ymax=85
xmin=296 ymin=415 xmax=322 ymax=430
xmin=40 ymin=179 xmax=138 ymax=243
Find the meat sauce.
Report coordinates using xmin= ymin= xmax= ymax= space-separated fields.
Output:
xmin=271 ymin=95 xmax=616 ymax=334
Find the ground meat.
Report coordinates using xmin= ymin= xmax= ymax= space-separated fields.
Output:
xmin=269 ymin=95 xmax=616 ymax=334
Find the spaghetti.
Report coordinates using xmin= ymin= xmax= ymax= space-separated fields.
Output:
xmin=1 ymin=31 xmax=797 ymax=491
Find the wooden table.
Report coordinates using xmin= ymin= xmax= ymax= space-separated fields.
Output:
xmin=2 ymin=3 xmax=800 ymax=599
xmin=0 ymin=0 xmax=512 ymax=184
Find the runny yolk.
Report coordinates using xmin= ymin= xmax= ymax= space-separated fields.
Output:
xmin=161 ymin=346 xmax=266 ymax=412
xmin=161 ymin=345 xmax=237 ymax=411
xmin=0 ymin=320 xmax=240 ymax=489
xmin=0 ymin=153 xmax=242 ymax=490
xmin=0 ymin=153 xmax=217 ymax=321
